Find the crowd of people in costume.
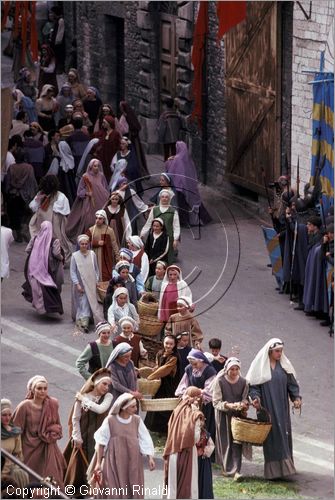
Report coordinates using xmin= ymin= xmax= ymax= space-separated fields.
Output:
xmin=1 ymin=337 xmax=302 ymax=499
xmin=268 ymin=175 xmax=334 ymax=336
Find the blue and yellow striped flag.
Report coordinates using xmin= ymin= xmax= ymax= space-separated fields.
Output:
xmin=262 ymin=226 xmax=283 ymax=287
xmin=310 ymin=72 xmax=334 ymax=214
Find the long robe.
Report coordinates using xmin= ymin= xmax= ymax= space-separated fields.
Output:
xmin=108 ymin=360 xmax=138 ymax=400
xmin=303 ymin=243 xmax=328 ymax=313
xmin=164 ymin=311 xmax=203 ymax=347
xmin=91 ymin=414 xmax=154 ymax=499
xmin=1 ymin=432 xmax=29 ymax=488
xmin=249 ymin=362 xmax=301 ymax=479
xmin=87 ymin=224 xmax=120 ymax=282
xmin=22 ymin=238 xmax=64 ymax=315
xmin=144 ymin=352 xmax=179 ymax=434
xmin=70 ymin=250 xmax=103 ymax=327
xmin=63 ymin=393 xmax=111 ymax=490
xmin=66 ymin=172 xmax=110 ymax=243
xmin=212 ymin=375 xmax=249 ymax=475
xmin=12 ymin=398 xmax=66 ymax=488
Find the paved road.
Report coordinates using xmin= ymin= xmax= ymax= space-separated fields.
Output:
xmin=1 ymin=30 xmax=333 ymax=498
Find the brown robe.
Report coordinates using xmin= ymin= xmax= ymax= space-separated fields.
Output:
xmin=102 ymin=414 xmax=144 ymax=498
xmin=87 ymin=224 xmax=120 ymax=281
xmin=164 ymin=311 xmax=203 ymax=347
xmin=12 ymin=397 xmax=66 ymax=489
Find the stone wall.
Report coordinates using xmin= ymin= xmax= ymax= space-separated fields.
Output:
xmin=291 ymin=1 xmax=334 ymax=186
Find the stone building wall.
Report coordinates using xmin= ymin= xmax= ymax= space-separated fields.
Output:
xmin=291 ymin=1 xmax=334 ymax=186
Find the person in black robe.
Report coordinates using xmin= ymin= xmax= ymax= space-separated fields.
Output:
xmin=66 ymin=116 xmax=90 ymax=173
xmin=176 ymin=332 xmax=192 ymax=380
xmin=302 ymin=216 xmax=326 ymax=316
xmin=83 ymin=87 xmax=102 ymax=134
xmin=247 ymin=338 xmax=302 ymax=480
xmin=144 ymin=217 xmax=169 ymax=276
xmin=144 ymin=335 xmax=180 ymax=435
xmin=23 ymin=129 xmax=46 ymax=183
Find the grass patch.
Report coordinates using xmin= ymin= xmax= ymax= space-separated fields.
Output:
xmin=213 ymin=476 xmax=300 ymax=499
xmin=151 ymin=432 xmax=167 ymax=454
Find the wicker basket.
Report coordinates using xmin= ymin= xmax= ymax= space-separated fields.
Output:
xmin=231 ymin=409 xmax=272 ymax=446
xmin=97 ymin=281 xmax=109 ymax=302
xmin=139 ymin=315 xmax=163 ymax=337
xmin=140 ymin=397 xmax=180 ymax=412
xmin=138 ymin=378 xmax=161 ymax=396
xmin=138 ymin=293 xmax=159 ymax=317
xmin=138 ymin=366 xmax=155 ymax=378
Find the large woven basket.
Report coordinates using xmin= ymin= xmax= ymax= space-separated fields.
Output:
xmin=138 ymin=293 xmax=159 ymax=317
xmin=140 ymin=397 xmax=180 ymax=412
xmin=231 ymin=409 xmax=272 ymax=446
xmin=139 ymin=315 xmax=163 ymax=337
xmin=138 ymin=378 xmax=161 ymax=396
xmin=97 ymin=281 xmax=109 ymax=303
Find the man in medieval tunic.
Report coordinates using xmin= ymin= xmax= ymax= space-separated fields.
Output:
xmin=86 ymin=209 xmax=120 ymax=282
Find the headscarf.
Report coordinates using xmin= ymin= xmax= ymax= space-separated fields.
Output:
xmin=76 ymin=138 xmax=100 ymax=180
xmin=59 ymin=141 xmax=75 ymax=172
xmin=40 ymin=84 xmax=55 ymax=98
xmin=59 ymin=83 xmax=73 ymax=97
xmin=103 ymin=115 xmax=115 ymax=128
xmin=245 ymin=338 xmax=297 ymax=385
xmin=106 ymin=342 xmax=133 ymax=366
xmin=95 ymin=209 xmax=107 ymax=224
xmin=119 ymin=316 xmax=136 ymax=329
xmin=86 ymin=158 xmax=103 ymax=175
xmin=68 ymin=68 xmax=80 ymax=82
xmin=115 ymin=261 xmax=131 ymax=273
xmin=26 ymin=375 xmax=48 ymax=399
xmin=1 ymin=399 xmax=22 ymax=440
xmin=128 ymin=235 xmax=144 ymax=249
xmin=223 ymin=357 xmax=241 ymax=374
xmin=187 ymin=349 xmax=210 ymax=364
xmin=110 ymin=287 xmax=130 ymax=317
xmin=165 ymin=141 xmax=202 ymax=210
xmin=77 ymin=234 xmax=90 ymax=243
xmin=115 ymin=176 xmax=128 ymax=189
xmin=28 ymin=221 xmax=57 ymax=288
xmin=109 ymin=393 xmax=136 ymax=415
xmin=76 ymin=368 xmax=112 ymax=396
xmin=119 ymin=248 xmax=133 ymax=261
xmin=159 ymin=189 xmax=174 ymax=201
xmin=87 ymin=86 xmax=101 ymax=101
xmin=152 ymin=217 xmax=164 ymax=228
xmin=95 ymin=321 xmax=111 ymax=336
xmin=109 ymin=159 xmax=127 ymax=191
xmin=160 ymin=172 xmax=172 ymax=185
xmin=177 ymin=296 xmax=192 ymax=308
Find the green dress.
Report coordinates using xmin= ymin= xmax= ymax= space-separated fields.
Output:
xmin=152 ymin=206 xmax=177 ymax=264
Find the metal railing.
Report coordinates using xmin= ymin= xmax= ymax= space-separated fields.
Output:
xmin=1 ymin=448 xmax=70 ymax=499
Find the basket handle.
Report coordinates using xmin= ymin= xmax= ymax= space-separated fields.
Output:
xmin=257 ymin=405 xmax=271 ymax=423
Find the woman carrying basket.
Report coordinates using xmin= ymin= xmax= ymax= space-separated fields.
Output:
xmin=246 ymin=338 xmax=302 ymax=480
xmin=212 ymin=357 xmax=250 ymax=481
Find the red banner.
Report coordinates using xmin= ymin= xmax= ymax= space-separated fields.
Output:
xmin=216 ymin=1 xmax=247 ymax=40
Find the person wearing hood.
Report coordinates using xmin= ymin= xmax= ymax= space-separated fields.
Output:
xmin=87 ymin=393 xmax=155 ymax=498
xmin=107 ymin=287 xmax=139 ymax=334
xmin=127 ymin=235 xmax=149 ymax=283
xmin=86 ymin=209 xmax=120 ymax=282
xmin=175 ymin=349 xmax=217 ymax=444
xmin=157 ymin=265 xmax=192 ymax=322
xmin=212 ymin=357 xmax=250 ymax=481
xmin=247 ymin=338 xmax=302 ymax=480
xmin=83 ymin=86 xmax=103 ymax=132
xmin=106 ymin=343 xmax=142 ymax=401
xmin=1 ymin=398 xmax=29 ymax=488
xmin=94 ymin=116 xmax=121 ymax=184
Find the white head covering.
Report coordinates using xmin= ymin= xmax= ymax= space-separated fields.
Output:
xmin=128 ymin=235 xmax=144 ymax=249
xmin=152 ymin=217 xmax=164 ymax=227
xmin=76 ymin=138 xmax=99 ymax=180
xmin=40 ymin=84 xmax=55 ymax=97
xmin=106 ymin=342 xmax=133 ymax=366
xmin=59 ymin=141 xmax=75 ymax=172
xmin=110 ymin=287 xmax=130 ymax=317
xmin=159 ymin=189 xmax=173 ymax=200
xmin=177 ymin=296 xmax=192 ymax=308
xmin=93 ymin=374 xmax=112 ymax=386
xmin=95 ymin=209 xmax=107 ymax=224
xmin=119 ymin=316 xmax=136 ymax=329
xmin=109 ymin=393 xmax=136 ymax=415
xmin=224 ymin=357 xmax=241 ymax=374
xmin=1 ymin=399 xmax=12 ymax=413
xmin=115 ymin=260 xmax=131 ymax=272
xmin=26 ymin=375 xmax=48 ymax=395
xmin=77 ymin=234 xmax=90 ymax=243
xmin=245 ymin=338 xmax=296 ymax=385
xmin=95 ymin=321 xmax=111 ymax=336
xmin=109 ymin=159 xmax=128 ymax=192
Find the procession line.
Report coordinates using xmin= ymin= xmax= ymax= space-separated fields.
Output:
xmin=2 ymin=338 xmax=81 ymax=377
xmin=2 ymin=317 xmax=81 ymax=356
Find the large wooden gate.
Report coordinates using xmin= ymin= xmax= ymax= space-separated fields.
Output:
xmin=225 ymin=2 xmax=282 ymax=194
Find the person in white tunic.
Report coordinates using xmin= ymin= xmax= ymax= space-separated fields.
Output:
xmin=70 ymin=234 xmax=103 ymax=333
xmin=1 ymin=226 xmax=14 ymax=280
xmin=87 ymin=393 xmax=155 ymax=499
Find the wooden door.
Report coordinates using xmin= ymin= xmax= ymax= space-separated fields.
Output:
xmin=160 ymin=13 xmax=177 ymax=107
xmin=225 ymin=2 xmax=282 ymax=194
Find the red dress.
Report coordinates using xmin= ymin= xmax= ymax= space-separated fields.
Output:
xmin=160 ymin=283 xmax=178 ymax=322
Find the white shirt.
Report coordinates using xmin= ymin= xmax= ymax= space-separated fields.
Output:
xmin=94 ymin=414 xmax=154 ymax=456
xmin=1 ymin=226 xmax=14 ymax=278
xmin=141 ymin=204 xmax=180 ymax=241
xmin=71 ymin=392 xmax=113 ymax=444
xmin=29 ymin=191 xmax=70 ymax=215
xmin=132 ymin=249 xmax=149 ymax=283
